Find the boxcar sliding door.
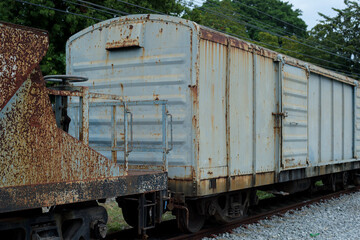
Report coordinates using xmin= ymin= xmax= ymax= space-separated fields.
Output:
xmin=279 ymin=63 xmax=309 ymax=170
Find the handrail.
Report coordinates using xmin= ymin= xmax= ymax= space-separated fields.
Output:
xmin=48 ymin=86 xmax=172 ymax=172
xmin=166 ymin=113 xmax=173 ymax=153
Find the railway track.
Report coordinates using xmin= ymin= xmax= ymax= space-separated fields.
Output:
xmin=106 ymin=185 xmax=360 ymax=240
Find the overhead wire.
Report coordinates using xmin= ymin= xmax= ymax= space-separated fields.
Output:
xmin=67 ymin=0 xmax=161 ymax=18
xmin=14 ymin=0 xmax=360 ymax=78
xmin=83 ymin=0 xmax=355 ymax=70
xmin=203 ymin=23 xmax=360 ymax=76
xmin=192 ymin=2 xmax=355 ymax=63
xmin=188 ymin=1 xmax=360 ymax=75
xmin=115 ymin=0 xmax=164 ymax=15
xmin=233 ymin=0 xmax=307 ymax=33
xmin=313 ymin=63 xmax=360 ymax=77
xmin=191 ymin=1 xmax=360 ymax=76
xmin=62 ymin=0 xmax=123 ymax=18
xmin=73 ymin=0 xmax=129 ymax=16
xmin=192 ymin=0 xmax=350 ymax=57
xmin=15 ymin=0 xmax=102 ymax=21
xmin=231 ymin=0 xmax=360 ymax=56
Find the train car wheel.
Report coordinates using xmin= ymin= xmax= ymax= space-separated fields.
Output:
xmin=214 ymin=191 xmax=250 ymax=224
xmin=178 ymin=201 xmax=205 ymax=233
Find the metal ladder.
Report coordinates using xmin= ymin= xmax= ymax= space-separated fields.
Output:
xmin=137 ymin=191 xmax=165 ymax=238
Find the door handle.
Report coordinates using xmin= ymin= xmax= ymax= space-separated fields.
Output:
xmin=272 ymin=111 xmax=288 ymax=118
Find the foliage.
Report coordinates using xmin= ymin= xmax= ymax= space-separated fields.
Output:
xmin=100 ymin=201 xmax=130 ymax=233
xmin=185 ymin=0 xmax=360 ymax=78
xmin=183 ymin=0 xmax=314 ymax=72
xmin=256 ymin=190 xmax=275 ymax=200
xmin=184 ymin=0 xmax=248 ymax=38
xmin=184 ymin=0 xmax=307 ymax=41
xmin=2 ymin=0 xmax=359 ymax=78
xmin=101 ymin=201 xmax=175 ymax=233
xmin=308 ymin=0 xmax=360 ymax=78
xmin=0 ymin=0 xmax=185 ymax=75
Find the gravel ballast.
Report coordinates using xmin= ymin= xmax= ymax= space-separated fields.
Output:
xmin=203 ymin=191 xmax=360 ymax=240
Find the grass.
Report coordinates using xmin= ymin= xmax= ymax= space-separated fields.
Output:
xmin=315 ymin=180 xmax=324 ymax=187
xmin=101 ymin=200 xmax=175 ymax=233
xmin=256 ymin=190 xmax=275 ymax=200
xmin=100 ymin=201 xmax=130 ymax=233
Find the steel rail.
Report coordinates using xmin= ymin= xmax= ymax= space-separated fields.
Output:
xmin=106 ymin=186 xmax=360 ymax=240
xmin=166 ymin=186 xmax=360 ymax=240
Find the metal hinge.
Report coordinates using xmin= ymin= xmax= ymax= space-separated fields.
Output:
xmin=274 ymin=54 xmax=285 ymax=64
xmin=272 ymin=111 xmax=288 ymax=118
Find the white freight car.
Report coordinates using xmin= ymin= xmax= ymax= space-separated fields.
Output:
xmin=66 ymin=14 xmax=360 ymax=232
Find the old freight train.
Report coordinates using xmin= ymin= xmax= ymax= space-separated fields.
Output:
xmin=66 ymin=14 xmax=360 ymax=233
xmin=1 ymin=13 xmax=360 ymax=239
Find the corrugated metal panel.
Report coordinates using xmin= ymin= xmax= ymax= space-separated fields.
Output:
xmin=281 ymin=64 xmax=308 ymax=169
xmin=308 ymin=74 xmax=354 ymax=166
xmin=198 ymin=39 xmax=227 ymax=179
xmin=356 ymin=86 xmax=360 ymax=158
xmin=253 ymin=54 xmax=277 ymax=173
xmin=229 ymin=48 xmax=253 ymax=175
xmin=67 ymin=16 xmax=195 ymax=178
xmin=228 ymin=47 xmax=277 ymax=177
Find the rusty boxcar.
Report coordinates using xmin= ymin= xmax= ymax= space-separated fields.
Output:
xmin=0 ymin=21 xmax=170 ymax=239
xmin=66 ymin=14 xmax=360 ymax=232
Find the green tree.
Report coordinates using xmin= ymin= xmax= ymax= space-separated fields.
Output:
xmin=184 ymin=0 xmax=248 ymax=38
xmin=0 ymin=0 xmax=185 ymax=75
xmin=308 ymin=0 xmax=360 ymax=77
xmin=184 ymin=0 xmax=307 ymax=41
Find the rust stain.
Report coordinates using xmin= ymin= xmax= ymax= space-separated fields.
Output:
xmin=200 ymin=27 xmax=279 ymax=61
xmin=189 ymin=84 xmax=198 ymax=109
xmin=142 ymin=47 xmax=145 ymax=57
xmin=120 ymin=83 xmax=124 ymax=96
xmin=229 ymin=172 xmax=275 ymax=190
xmin=153 ymin=93 xmax=159 ymax=100
xmin=0 ymin=22 xmax=124 ymax=210
xmin=192 ymin=115 xmax=197 ymax=129
xmin=167 ymin=166 xmax=193 ymax=180
xmin=0 ymin=22 xmax=48 ymax=111
xmin=105 ymin=39 xmax=140 ymax=49
xmin=168 ymin=180 xmax=194 ymax=196
xmin=200 ymin=28 xmax=227 ymax=45
xmin=199 ymin=177 xmax=227 ymax=195
xmin=255 ymin=172 xmax=275 ymax=186
xmin=189 ymin=83 xmax=200 ymax=164
xmin=105 ymin=50 xmax=109 ymax=64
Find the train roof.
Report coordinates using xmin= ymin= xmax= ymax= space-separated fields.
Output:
xmin=67 ymin=14 xmax=358 ymax=86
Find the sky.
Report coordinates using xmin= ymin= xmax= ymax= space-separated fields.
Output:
xmin=285 ymin=0 xmax=346 ymax=30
